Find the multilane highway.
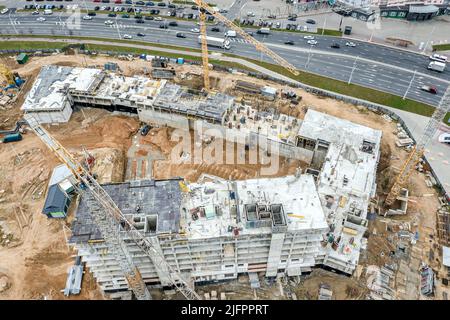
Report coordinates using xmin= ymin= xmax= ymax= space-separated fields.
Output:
xmin=1 ymin=11 xmax=449 ymax=107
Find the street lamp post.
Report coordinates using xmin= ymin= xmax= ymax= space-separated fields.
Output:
xmin=348 ymin=55 xmax=359 ymax=85
xmin=403 ymin=70 xmax=417 ymax=100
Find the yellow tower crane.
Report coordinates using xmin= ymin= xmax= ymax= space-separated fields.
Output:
xmin=194 ymin=0 xmax=299 ymax=92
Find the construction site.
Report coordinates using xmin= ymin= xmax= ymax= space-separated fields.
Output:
xmin=1 ymin=2 xmax=450 ymax=302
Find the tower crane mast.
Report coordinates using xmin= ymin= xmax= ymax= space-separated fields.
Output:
xmin=385 ymin=85 xmax=450 ymax=206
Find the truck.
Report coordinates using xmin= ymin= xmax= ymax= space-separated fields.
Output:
xmin=43 ymin=9 xmax=53 ymax=15
xmin=428 ymin=61 xmax=446 ymax=72
xmin=224 ymin=30 xmax=236 ymax=38
xmin=257 ymin=27 xmax=270 ymax=35
xmin=1 ymin=133 xmax=22 ymax=143
xmin=198 ymin=36 xmax=231 ymax=50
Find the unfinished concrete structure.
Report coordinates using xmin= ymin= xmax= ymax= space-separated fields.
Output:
xmin=22 ymin=65 xmax=313 ymax=163
xmin=68 ymin=110 xmax=381 ymax=293
xmin=24 ymin=66 xmax=382 ymax=294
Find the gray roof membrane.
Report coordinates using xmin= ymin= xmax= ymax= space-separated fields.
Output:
xmin=69 ymin=178 xmax=183 ymax=243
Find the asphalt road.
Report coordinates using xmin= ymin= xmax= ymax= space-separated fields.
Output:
xmin=1 ymin=11 xmax=449 ymax=107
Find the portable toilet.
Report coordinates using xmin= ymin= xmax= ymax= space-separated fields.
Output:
xmin=140 ymin=53 xmax=147 ymax=60
xmin=177 ymin=57 xmax=184 ymax=64
xmin=16 ymin=53 xmax=29 ymax=65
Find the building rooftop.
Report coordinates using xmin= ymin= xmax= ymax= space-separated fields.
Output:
xmin=70 ymin=178 xmax=183 ymax=243
xmin=180 ymin=174 xmax=328 ymax=239
xmin=22 ymin=65 xmax=103 ymax=112
xmin=299 ymin=110 xmax=382 ymax=267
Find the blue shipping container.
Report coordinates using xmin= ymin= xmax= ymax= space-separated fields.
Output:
xmin=2 ymin=133 xmax=22 ymax=143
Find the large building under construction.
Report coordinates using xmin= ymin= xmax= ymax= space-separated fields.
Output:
xmin=23 ymin=65 xmax=382 ymax=295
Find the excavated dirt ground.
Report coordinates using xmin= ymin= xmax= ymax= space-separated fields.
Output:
xmin=0 ymin=53 xmax=445 ymax=299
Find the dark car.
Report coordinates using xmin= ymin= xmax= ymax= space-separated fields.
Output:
xmin=88 ymin=12 xmax=97 ymax=16
xmin=122 ymin=14 xmax=130 ymax=18
xmin=168 ymin=4 xmax=176 ymax=8
xmin=125 ymin=0 xmax=132 ymax=4
xmin=141 ymin=125 xmax=151 ymax=136
xmin=136 ymin=19 xmax=144 ymax=23
xmin=146 ymin=1 xmax=155 ymax=6
xmin=211 ymin=27 xmax=220 ymax=32
xmin=331 ymin=43 xmax=340 ymax=48
xmin=136 ymin=0 xmax=145 ymax=5
xmin=159 ymin=23 xmax=168 ymax=28
xmin=144 ymin=15 xmax=154 ymax=20
xmin=284 ymin=40 xmax=294 ymax=45
xmin=191 ymin=5 xmax=198 ymax=10
xmin=108 ymin=13 xmax=117 ymax=17
xmin=157 ymin=2 xmax=166 ymax=6
xmin=94 ymin=6 xmax=100 ymax=10
xmin=134 ymin=14 xmax=142 ymax=18
xmin=288 ymin=16 xmax=296 ymax=21
xmin=306 ymin=19 xmax=316 ymax=24
xmin=137 ymin=32 xmax=145 ymax=36
xmin=421 ymin=85 xmax=437 ymax=94
xmin=168 ymin=21 xmax=177 ymax=26
xmin=176 ymin=32 xmax=186 ymax=38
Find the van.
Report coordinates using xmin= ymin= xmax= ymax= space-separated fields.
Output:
xmin=44 ymin=9 xmax=53 ymax=15
xmin=429 ymin=54 xmax=448 ymax=63
xmin=224 ymin=30 xmax=236 ymax=37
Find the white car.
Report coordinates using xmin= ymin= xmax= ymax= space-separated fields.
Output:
xmin=104 ymin=20 xmax=114 ymax=25
xmin=36 ymin=17 xmax=46 ymax=22
xmin=1 ymin=8 xmax=9 ymax=15
xmin=304 ymin=35 xmax=315 ymax=40
xmin=247 ymin=12 xmax=255 ymax=17
xmin=307 ymin=40 xmax=318 ymax=45
xmin=438 ymin=133 xmax=450 ymax=144
xmin=430 ymin=53 xmax=448 ymax=63
xmin=83 ymin=15 xmax=92 ymax=20
xmin=346 ymin=41 xmax=356 ymax=47
xmin=100 ymin=6 xmax=107 ymax=11
xmin=123 ymin=34 xmax=132 ymax=39
xmin=191 ymin=28 xmax=200 ymax=33
xmin=154 ymin=17 xmax=163 ymax=21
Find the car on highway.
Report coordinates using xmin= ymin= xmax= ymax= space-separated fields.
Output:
xmin=154 ymin=16 xmax=163 ymax=21
xmin=136 ymin=0 xmax=145 ymax=4
xmin=159 ymin=23 xmax=168 ymax=29
xmin=168 ymin=21 xmax=178 ymax=26
xmin=420 ymin=85 xmax=437 ymax=94
xmin=37 ymin=17 xmax=46 ymax=22
xmin=303 ymin=35 xmax=315 ymax=40
xmin=137 ymin=32 xmax=145 ymax=37
xmin=211 ymin=27 xmax=220 ymax=32
xmin=331 ymin=43 xmax=340 ymax=49
xmin=136 ymin=19 xmax=144 ymax=23
xmin=87 ymin=12 xmax=96 ymax=16
xmin=32 ymin=11 xmax=40 ymax=15
xmin=157 ymin=2 xmax=166 ymax=6
xmin=246 ymin=31 xmax=254 ymax=36
xmin=307 ymin=40 xmax=318 ymax=45
xmin=122 ymin=14 xmax=130 ymax=18
xmin=104 ymin=20 xmax=114 ymax=25
xmin=176 ymin=32 xmax=186 ymax=38
xmin=83 ymin=15 xmax=93 ymax=20
xmin=288 ymin=16 xmax=296 ymax=21
xmin=123 ymin=34 xmax=132 ymax=39
xmin=144 ymin=16 xmax=154 ymax=20
xmin=429 ymin=53 xmax=448 ymax=63
xmin=191 ymin=28 xmax=200 ymax=33
xmin=1 ymin=8 xmax=9 ymax=15
xmin=345 ymin=41 xmax=356 ymax=47
xmin=438 ymin=133 xmax=450 ymax=145
xmin=306 ymin=19 xmax=316 ymax=24
xmin=108 ymin=13 xmax=117 ymax=17
xmin=284 ymin=40 xmax=295 ymax=45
